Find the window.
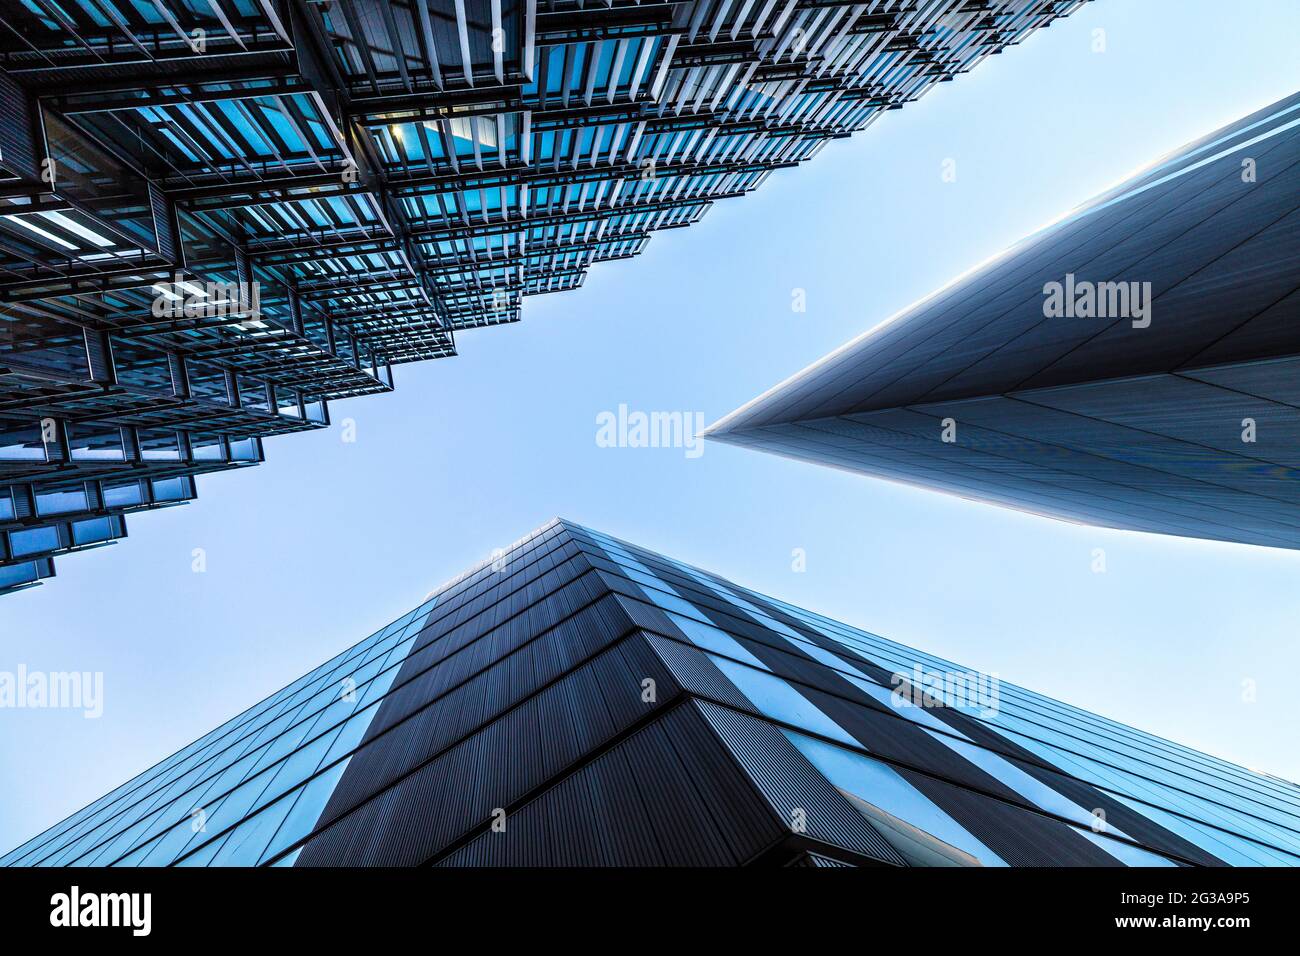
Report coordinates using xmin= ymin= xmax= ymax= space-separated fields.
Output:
xmin=68 ymin=424 xmax=125 ymax=462
xmin=229 ymin=438 xmax=260 ymax=461
xmin=151 ymin=477 xmax=192 ymax=503
xmin=72 ymin=516 xmax=121 ymax=546
xmin=276 ymin=389 xmax=302 ymax=419
xmin=0 ymin=423 xmax=52 ymax=462
xmin=238 ymin=375 xmax=271 ymax=413
xmin=138 ymin=429 xmax=182 ymax=461
xmin=102 ymin=480 xmax=143 ymax=509
xmin=666 ymin=612 xmax=770 ymax=670
xmin=709 ymin=654 xmax=858 ymax=747
xmin=190 ymin=435 xmax=227 ymax=461
xmin=35 ymin=485 xmax=88 ymax=517
xmin=785 ymin=730 xmax=1006 ymax=867
xmin=187 ymin=361 xmax=231 ymax=404
xmin=9 ymin=525 xmax=62 ymax=557
xmin=112 ymin=337 xmax=175 ymax=394
xmin=0 ymin=562 xmax=43 ymax=588
xmin=0 ymin=314 xmax=89 ymax=378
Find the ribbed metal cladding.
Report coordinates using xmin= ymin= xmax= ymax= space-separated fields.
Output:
xmin=233 ymin=247 xmax=251 ymax=288
xmin=147 ymin=181 xmax=176 ymax=262
xmin=167 ymin=353 xmax=187 ymax=397
xmin=11 ymin=485 xmax=34 ymax=520
xmin=574 ymin=527 xmax=1139 ymax=864
xmin=0 ymin=67 xmax=38 ymax=179
xmin=797 ymin=680 xmax=1025 ymax=796
xmin=898 ymin=769 xmax=1121 ymax=867
xmin=85 ymin=330 xmax=114 ymax=383
xmin=791 ymin=852 xmax=856 ymax=868
xmin=608 ymin=560 xmax=1065 ymax=822
xmin=409 ymin=542 xmax=593 ymax=657
xmin=639 ymin=632 xmax=755 ymax=712
xmin=323 ymin=594 xmax=641 ymax=809
xmin=9 ymin=520 xmax=1294 ymax=867
xmin=287 ymin=290 xmax=304 ymax=336
xmin=963 ymin=749 xmax=1227 ymax=867
xmin=733 ymin=585 xmax=1229 ymax=866
xmin=437 ymin=702 xmax=789 ymax=867
xmin=571 ymin=527 xmax=1300 ymax=865
xmin=368 ymin=582 xmax=621 ymax=740
xmin=295 ymin=633 xmax=685 ymax=866
xmin=694 ymin=701 xmax=906 ymax=866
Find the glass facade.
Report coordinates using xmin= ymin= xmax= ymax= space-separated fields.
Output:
xmin=2 ymin=591 xmax=443 ymax=869
xmin=0 ymin=0 xmax=1088 ymax=593
xmin=6 ymin=519 xmax=1296 ymax=867
xmin=708 ymin=92 xmax=1300 ymax=551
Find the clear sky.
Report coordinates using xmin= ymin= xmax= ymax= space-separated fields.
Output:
xmin=2 ymin=0 xmax=1299 ymax=854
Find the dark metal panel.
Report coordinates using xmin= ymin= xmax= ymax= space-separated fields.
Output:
xmin=898 ymin=768 xmax=1123 ymax=867
xmin=295 ymin=632 xmax=684 ymax=866
xmin=695 ymin=700 xmax=906 ymax=866
xmin=0 ymin=68 xmax=40 ymax=180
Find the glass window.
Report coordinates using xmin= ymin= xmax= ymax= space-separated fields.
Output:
xmin=9 ymin=524 xmax=62 ymax=557
xmin=72 ymin=516 xmax=120 ymax=546
xmin=1107 ymin=792 xmax=1289 ymax=866
xmin=276 ymin=389 xmax=302 ymax=418
xmin=238 ymin=375 xmax=270 ymax=412
xmin=924 ymin=729 xmax=1112 ymax=832
xmin=201 ymin=788 xmax=298 ymax=867
xmin=785 ymin=730 xmax=1005 ymax=867
xmin=112 ymin=337 xmax=175 ymax=394
xmin=709 ymin=654 xmax=858 ymax=747
xmin=0 ymin=313 xmax=90 ymax=378
xmin=666 ymin=612 xmax=770 ymax=670
xmin=0 ymin=423 xmax=52 ymax=462
xmin=229 ymin=437 xmax=259 ymax=461
xmin=138 ymin=428 xmax=182 ymax=461
xmin=0 ymin=561 xmax=43 ymax=588
xmin=35 ymin=485 xmax=88 ymax=516
xmin=44 ymin=111 xmax=156 ymax=249
xmin=1079 ymin=830 xmax=1177 ymax=867
xmin=68 ymin=424 xmax=125 ymax=462
xmin=187 ymin=361 xmax=231 ymax=404
xmin=151 ymin=477 xmax=191 ymax=502
xmin=190 ymin=435 xmax=227 ymax=461
xmin=102 ymin=479 xmax=143 ymax=509
xmin=256 ymin=759 xmax=352 ymax=865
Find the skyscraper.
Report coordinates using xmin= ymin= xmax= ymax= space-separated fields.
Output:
xmin=0 ymin=0 xmax=1089 ymax=593
xmin=707 ymin=92 xmax=1300 ymax=550
xmin=5 ymin=519 xmax=1296 ymax=867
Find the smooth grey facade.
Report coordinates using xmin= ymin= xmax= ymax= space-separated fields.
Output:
xmin=5 ymin=520 xmax=1297 ymax=867
xmin=707 ymin=93 xmax=1300 ymax=550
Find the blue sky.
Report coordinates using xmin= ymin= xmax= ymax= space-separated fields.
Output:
xmin=2 ymin=0 xmax=1299 ymax=854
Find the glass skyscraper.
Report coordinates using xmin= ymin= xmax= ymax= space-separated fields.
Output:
xmin=707 ymin=92 xmax=1300 ymax=551
xmin=0 ymin=0 xmax=1088 ymax=593
xmin=5 ymin=519 xmax=1296 ymax=867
